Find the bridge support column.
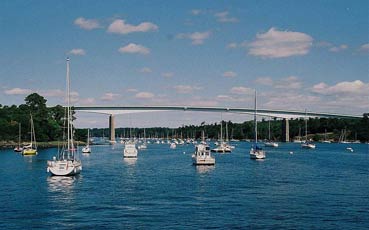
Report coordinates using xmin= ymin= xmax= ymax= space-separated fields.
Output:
xmin=109 ymin=114 xmax=115 ymax=142
xmin=281 ymin=119 xmax=290 ymax=142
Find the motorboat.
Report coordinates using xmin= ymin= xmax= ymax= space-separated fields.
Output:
xmin=192 ymin=144 xmax=215 ymax=165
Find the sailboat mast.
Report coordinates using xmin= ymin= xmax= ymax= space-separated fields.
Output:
xmin=254 ymin=90 xmax=258 ymax=143
xmin=18 ymin=123 xmax=21 ymax=148
xmin=66 ymin=57 xmax=70 ymax=152
xmin=226 ymin=121 xmax=229 ymax=142
xmin=268 ymin=119 xmax=271 ymax=140
xmin=32 ymin=115 xmax=36 ymax=149
xmin=220 ymin=113 xmax=223 ymax=142
xmin=305 ymin=109 xmax=308 ymax=142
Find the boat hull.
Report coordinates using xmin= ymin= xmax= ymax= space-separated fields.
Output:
xmin=47 ymin=160 xmax=82 ymax=176
xmin=14 ymin=147 xmax=23 ymax=152
xmin=301 ymin=143 xmax=316 ymax=149
xmin=123 ymin=145 xmax=138 ymax=158
xmin=22 ymin=149 xmax=37 ymax=155
xmin=82 ymin=147 xmax=91 ymax=153
xmin=192 ymin=156 xmax=215 ymax=165
xmin=264 ymin=142 xmax=279 ymax=147
xmin=249 ymin=149 xmax=265 ymax=159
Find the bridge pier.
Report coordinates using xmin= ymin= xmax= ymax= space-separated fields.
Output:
xmin=281 ymin=118 xmax=290 ymax=142
xmin=109 ymin=114 xmax=115 ymax=143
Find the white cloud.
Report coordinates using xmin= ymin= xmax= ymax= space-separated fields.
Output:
xmin=230 ymin=86 xmax=254 ymax=95
xmin=126 ymin=88 xmax=139 ymax=93
xmin=101 ymin=93 xmax=120 ymax=101
xmin=139 ymin=67 xmax=152 ymax=73
xmin=263 ymin=92 xmax=321 ymax=110
xmin=74 ymin=17 xmax=100 ymax=30
xmin=118 ymin=43 xmax=150 ymax=55
xmin=359 ymin=43 xmax=369 ymax=52
xmin=255 ymin=77 xmax=273 ymax=86
xmin=227 ymin=42 xmax=238 ymax=49
xmin=191 ymin=9 xmax=202 ymax=15
xmin=162 ymin=72 xmax=174 ymax=78
xmin=223 ymin=71 xmax=237 ymax=78
xmin=216 ymin=94 xmax=249 ymax=102
xmin=107 ymin=19 xmax=158 ymax=35
xmin=4 ymin=88 xmax=32 ymax=95
xmin=39 ymin=89 xmax=64 ymax=97
xmin=312 ymin=80 xmax=369 ymax=95
xmin=274 ymin=76 xmax=302 ymax=90
xmin=214 ymin=11 xmax=238 ymax=23
xmin=177 ymin=31 xmax=211 ymax=45
xmin=329 ymin=44 xmax=348 ymax=52
xmin=174 ymin=85 xmax=202 ymax=94
xmin=135 ymin=92 xmax=155 ymax=99
xmin=68 ymin=49 xmax=86 ymax=56
xmin=248 ymin=27 xmax=313 ymax=58
xmin=77 ymin=98 xmax=96 ymax=105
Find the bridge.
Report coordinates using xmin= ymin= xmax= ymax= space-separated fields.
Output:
xmin=74 ymin=106 xmax=362 ymax=142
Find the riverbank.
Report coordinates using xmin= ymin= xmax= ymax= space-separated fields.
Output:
xmin=0 ymin=141 xmax=86 ymax=149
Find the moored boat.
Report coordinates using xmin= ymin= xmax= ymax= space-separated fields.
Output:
xmin=250 ymin=90 xmax=265 ymax=160
xmin=47 ymin=58 xmax=82 ymax=176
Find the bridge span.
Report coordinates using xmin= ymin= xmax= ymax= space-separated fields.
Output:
xmin=74 ymin=106 xmax=362 ymax=143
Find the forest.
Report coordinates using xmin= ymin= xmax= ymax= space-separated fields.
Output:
xmin=1 ymin=93 xmax=368 ymax=143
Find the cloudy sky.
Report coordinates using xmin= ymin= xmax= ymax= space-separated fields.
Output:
xmin=0 ymin=1 xmax=368 ymax=128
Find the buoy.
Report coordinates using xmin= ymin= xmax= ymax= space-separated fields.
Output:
xmin=289 ymin=151 xmax=293 ymax=154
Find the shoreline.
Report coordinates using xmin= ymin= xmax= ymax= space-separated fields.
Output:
xmin=0 ymin=141 xmax=86 ymax=149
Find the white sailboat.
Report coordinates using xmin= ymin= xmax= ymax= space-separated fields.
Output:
xmin=47 ymin=57 xmax=82 ymax=176
xmin=22 ymin=114 xmax=37 ymax=155
xmin=293 ymin=126 xmax=304 ymax=143
xmin=82 ymin=129 xmax=91 ymax=153
xmin=301 ymin=110 xmax=316 ymax=149
xmin=321 ymin=129 xmax=331 ymax=143
xmin=250 ymin=90 xmax=265 ymax=159
xmin=192 ymin=131 xmax=215 ymax=165
xmin=211 ymin=119 xmax=231 ymax=153
xmin=14 ymin=123 xmax=23 ymax=152
xmin=264 ymin=119 xmax=279 ymax=147
xmin=138 ymin=128 xmax=147 ymax=149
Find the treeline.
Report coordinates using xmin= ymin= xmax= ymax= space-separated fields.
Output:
xmin=77 ymin=115 xmax=369 ymax=142
xmin=1 ymin=93 xmax=368 ymax=143
xmin=0 ymin=93 xmax=65 ymax=142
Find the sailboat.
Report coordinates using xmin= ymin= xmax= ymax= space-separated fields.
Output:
xmin=293 ymin=126 xmax=303 ymax=143
xmin=82 ymin=129 xmax=91 ymax=153
xmin=321 ymin=129 xmax=331 ymax=143
xmin=138 ymin=128 xmax=147 ymax=149
xmin=211 ymin=119 xmax=231 ymax=153
xmin=47 ymin=57 xmax=82 ymax=176
xmin=301 ymin=110 xmax=316 ymax=149
xmin=22 ymin=114 xmax=37 ymax=155
xmin=14 ymin=123 xmax=23 ymax=152
xmin=250 ymin=90 xmax=265 ymax=159
xmin=264 ymin=119 xmax=279 ymax=147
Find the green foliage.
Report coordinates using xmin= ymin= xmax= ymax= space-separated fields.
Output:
xmin=79 ymin=115 xmax=369 ymax=143
xmin=0 ymin=93 xmax=65 ymax=142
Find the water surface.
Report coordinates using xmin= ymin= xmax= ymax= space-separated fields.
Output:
xmin=0 ymin=142 xmax=368 ymax=229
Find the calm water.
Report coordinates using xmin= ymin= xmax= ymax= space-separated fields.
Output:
xmin=0 ymin=142 xmax=368 ymax=229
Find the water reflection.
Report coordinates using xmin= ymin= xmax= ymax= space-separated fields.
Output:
xmin=196 ymin=165 xmax=215 ymax=174
xmin=123 ymin=158 xmax=137 ymax=166
xmin=47 ymin=175 xmax=79 ymax=193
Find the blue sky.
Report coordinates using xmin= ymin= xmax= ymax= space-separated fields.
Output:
xmin=0 ymin=0 xmax=368 ymax=128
